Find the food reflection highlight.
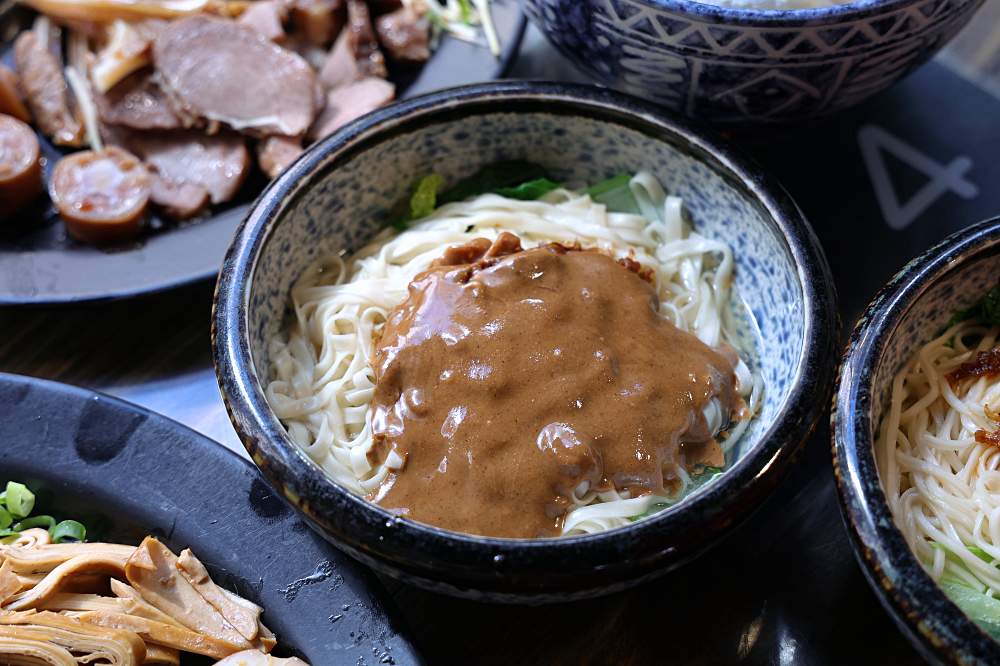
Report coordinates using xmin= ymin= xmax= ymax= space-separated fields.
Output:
xmin=878 ymin=283 xmax=1000 ymax=639
xmin=267 ymin=169 xmax=763 ymax=538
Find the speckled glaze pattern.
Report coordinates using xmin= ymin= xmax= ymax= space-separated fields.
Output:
xmin=524 ymin=0 xmax=984 ymax=123
xmin=833 ymin=218 xmax=1000 ymax=664
xmin=213 ymin=82 xmax=838 ymax=602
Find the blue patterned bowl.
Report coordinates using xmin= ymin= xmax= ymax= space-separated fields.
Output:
xmin=525 ymin=0 xmax=985 ymax=123
xmin=833 ymin=218 xmax=1000 ymax=663
xmin=213 ymin=81 xmax=838 ymax=601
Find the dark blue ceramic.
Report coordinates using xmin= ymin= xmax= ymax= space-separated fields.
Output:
xmin=834 ymin=218 xmax=1000 ymax=664
xmin=213 ymin=81 xmax=838 ymax=602
xmin=0 ymin=372 xmax=422 ymax=665
xmin=524 ymin=0 xmax=984 ymax=123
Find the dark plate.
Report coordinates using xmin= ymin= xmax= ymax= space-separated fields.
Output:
xmin=0 ymin=1 xmax=526 ymax=306
xmin=0 ymin=372 xmax=424 ymax=665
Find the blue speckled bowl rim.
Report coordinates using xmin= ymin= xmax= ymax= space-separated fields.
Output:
xmin=637 ymin=0 xmax=931 ymax=25
xmin=833 ymin=218 xmax=1000 ymax=664
xmin=213 ymin=81 xmax=838 ymax=598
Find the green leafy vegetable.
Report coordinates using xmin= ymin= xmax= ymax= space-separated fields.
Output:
xmin=494 ymin=178 xmax=561 ymax=201
xmin=12 ymin=515 xmax=56 ymax=531
xmin=946 ymin=281 xmax=1000 ymax=329
xmin=409 ymin=174 xmax=445 ymax=221
xmin=52 ymin=520 xmax=87 ymax=543
xmin=585 ymin=173 xmax=642 ymax=216
xmin=438 ymin=161 xmax=550 ymax=205
xmin=932 ymin=542 xmax=997 ymax=567
xmin=456 ymin=0 xmax=472 ymax=22
xmin=942 ymin=582 xmax=1000 ymax=641
xmin=5 ymin=481 xmax=34 ymax=519
xmin=968 ymin=546 xmax=995 ymax=564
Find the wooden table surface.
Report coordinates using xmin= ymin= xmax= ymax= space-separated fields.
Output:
xmin=4 ymin=10 xmax=1000 ymax=664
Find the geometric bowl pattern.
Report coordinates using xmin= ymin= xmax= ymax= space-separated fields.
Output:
xmin=525 ymin=0 xmax=984 ymax=122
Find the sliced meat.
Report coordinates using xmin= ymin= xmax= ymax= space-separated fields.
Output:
xmin=112 ymin=129 xmax=250 ymax=205
xmin=318 ymin=30 xmax=360 ymax=90
xmin=150 ymin=175 xmax=210 ymax=219
xmin=154 ymin=16 xmax=318 ymax=137
xmin=96 ymin=69 xmax=183 ymax=130
xmin=49 ymin=146 xmax=150 ymax=244
xmin=0 ymin=65 xmax=31 ymax=123
xmin=375 ymin=7 xmax=430 ymax=62
xmin=256 ymin=134 xmax=303 ymax=178
xmin=0 ymin=114 xmax=42 ymax=219
xmin=91 ymin=19 xmax=153 ymax=93
xmin=346 ymin=0 xmax=387 ymax=78
xmin=290 ymin=0 xmax=343 ymax=45
xmin=309 ymin=76 xmax=394 ymax=140
xmin=13 ymin=31 xmax=83 ymax=147
xmin=239 ymin=0 xmax=289 ymax=41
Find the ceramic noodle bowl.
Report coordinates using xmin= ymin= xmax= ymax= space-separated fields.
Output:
xmin=834 ymin=218 xmax=1000 ymax=663
xmin=524 ymin=0 xmax=985 ymax=123
xmin=213 ymin=82 xmax=838 ymax=601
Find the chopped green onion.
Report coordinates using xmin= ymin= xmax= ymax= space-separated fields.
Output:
xmin=585 ymin=173 xmax=642 ymax=216
xmin=52 ymin=520 xmax=87 ymax=543
xmin=457 ymin=0 xmax=473 ymax=23
xmin=494 ymin=178 xmax=561 ymax=201
xmin=12 ymin=515 xmax=56 ymax=532
xmin=409 ymin=174 xmax=445 ymax=222
xmin=0 ymin=481 xmax=89 ymax=543
xmin=5 ymin=482 xmax=35 ymax=519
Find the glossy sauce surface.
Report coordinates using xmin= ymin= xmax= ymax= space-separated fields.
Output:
xmin=369 ymin=233 xmax=741 ymax=538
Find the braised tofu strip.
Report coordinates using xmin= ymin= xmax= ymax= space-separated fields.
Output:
xmin=0 ymin=535 xmax=305 ymax=665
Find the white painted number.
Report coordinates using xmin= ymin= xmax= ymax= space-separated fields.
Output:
xmin=858 ymin=125 xmax=978 ymax=231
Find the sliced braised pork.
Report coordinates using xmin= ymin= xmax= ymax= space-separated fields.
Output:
xmin=112 ymin=129 xmax=250 ymax=205
xmin=238 ymin=0 xmax=289 ymax=42
xmin=150 ymin=176 xmax=210 ymax=219
xmin=13 ymin=31 xmax=83 ymax=146
xmin=346 ymin=0 xmax=386 ymax=78
xmin=154 ymin=16 xmax=318 ymax=137
xmin=318 ymin=30 xmax=359 ymax=90
xmin=309 ymin=76 xmax=394 ymax=140
xmin=256 ymin=135 xmax=303 ymax=178
xmin=96 ymin=69 xmax=184 ymax=130
xmin=375 ymin=7 xmax=429 ymax=62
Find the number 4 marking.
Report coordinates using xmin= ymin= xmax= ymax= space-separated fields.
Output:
xmin=858 ymin=125 xmax=978 ymax=231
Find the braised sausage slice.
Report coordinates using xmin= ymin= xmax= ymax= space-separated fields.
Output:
xmin=0 ymin=114 xmax=43 ymax=219
xmin=49 ymin=146 xmax=151 ymax=244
